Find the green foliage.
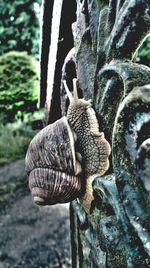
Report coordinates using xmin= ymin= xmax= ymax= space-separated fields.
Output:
xmin=0 ymin=122 xmax=34 ymax=165
xmin=135 ymin=34 xmax=150 ymax=67
xmin=0 ymin=51 xmax=39 ymax=123
xmin=0 ymin=0 xmax=41 ymax=58
xmin=0 ymin=110 xmax=44 ymax=166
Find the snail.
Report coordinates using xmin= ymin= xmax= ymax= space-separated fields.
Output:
xmin=25 ymin=79 xmax=111 ymax=212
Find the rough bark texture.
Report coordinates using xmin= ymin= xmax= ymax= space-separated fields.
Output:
xmin=41 ymin=0 xmax=150 ymax=267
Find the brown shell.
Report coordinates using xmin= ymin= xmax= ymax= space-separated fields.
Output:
xmin=25 ymin=117 xmax=82 ymax=205
xmin=29 ymin=168 xmax=81 ymax=205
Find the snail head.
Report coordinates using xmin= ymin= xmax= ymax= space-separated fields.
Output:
xmin=63 ymin=79 xmax=92 ymax=124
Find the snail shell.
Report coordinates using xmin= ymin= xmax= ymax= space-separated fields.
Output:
xmin=25 ymin=117 xmax=82 ymax=205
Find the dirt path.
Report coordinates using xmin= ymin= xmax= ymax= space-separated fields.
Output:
xmin=0 ymin=160 xmax=71 ymax=268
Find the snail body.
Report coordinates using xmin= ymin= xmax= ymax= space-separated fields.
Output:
xmin=64 ymin=79 xmax=111 ymax=211
xmin=25 ymin=79 xmax=111 ymax=212
xmin=66 ymin=80 xmax=110 ymax=177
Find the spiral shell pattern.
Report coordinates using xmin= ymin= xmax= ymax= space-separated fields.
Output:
xmin=29 ymin=168 xmax=81 ymax=205
xmin=25 ymin=117 xmax=82 ymax=205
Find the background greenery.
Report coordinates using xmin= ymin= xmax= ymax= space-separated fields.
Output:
xmin=0 ymin=110 xmax=44 ymax=165
xmin=0 ymin=0 xmax=41 ymax=59
xmin=0 ymin=0 xmax=42 ymax=166
xmin=0 ymin=51 xmax=39 ymax=123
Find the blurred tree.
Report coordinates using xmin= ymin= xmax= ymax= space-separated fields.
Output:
xmin=0 ymin=0 xmax=41 ymax=58
xmin=0 ymin=51 xmax=39 ymax=123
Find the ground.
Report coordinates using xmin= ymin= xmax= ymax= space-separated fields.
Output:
xmin=0 ymin=160 xmax=71 ymax=268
